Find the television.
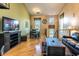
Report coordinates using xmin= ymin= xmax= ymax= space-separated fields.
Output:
xmin=2 ymin=16 xmax=19 ymax=31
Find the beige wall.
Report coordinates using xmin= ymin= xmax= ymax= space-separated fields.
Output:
xmin=58 ymin=4 xmax=79 ymax=39
xmin=59 ymin=4 xmax=79 ymax=29
xmin=0 ymin=3 xmax=30 ymax=36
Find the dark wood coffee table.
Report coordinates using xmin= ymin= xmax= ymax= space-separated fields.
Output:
xmin=42 ymin=37 xmax=65 ymax=56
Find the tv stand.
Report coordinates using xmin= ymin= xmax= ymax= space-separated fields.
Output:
xmin=10 ymin=31 xmax=21 ymax=48
xmin=0 ymin=32 xmax=4 ymax=55
xmin=4 ymin=31 xmax=21 ymax=53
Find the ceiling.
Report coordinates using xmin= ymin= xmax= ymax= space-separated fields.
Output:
xmin=25 ymin=3 xmax=65 ymax=16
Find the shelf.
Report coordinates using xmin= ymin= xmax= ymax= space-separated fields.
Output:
xmin=10 ymin=33 xmax=18 ymax=36
xmin=10 ymin=40 xmax=18 ymax=45
xmin=10 ymin=41 xmax=18 ymax=48
xmin=10 ymin=36 xmax=18 ymax=39
xmin=0 ymin=33 xmax=4 ymax=50
xmin=10 ymin=38 xmax=18 ymax=42
xmin=9 ymin=32 xmax=19 ymax=48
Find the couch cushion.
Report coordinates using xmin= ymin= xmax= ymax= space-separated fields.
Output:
xmin=66 ymin=40 xmax=75 ymax=47
xmin=75 ymin=43 xmax=79 ymax=50
xmin=71 ymin=33 xmax=79 ymax=42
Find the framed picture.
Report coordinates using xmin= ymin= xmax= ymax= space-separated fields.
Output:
xmin=42 ymin=19 xmax=47 ymax=24
xmin=48 ymin=25 xmax=55 ymax=28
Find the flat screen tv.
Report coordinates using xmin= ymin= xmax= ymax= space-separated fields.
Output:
xmin=2 ymin=16 xmax=19 ymax=31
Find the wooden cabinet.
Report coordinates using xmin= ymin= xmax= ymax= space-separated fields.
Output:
xmin=0 ymin=31 xmax=21 ymax=54
xmin=4 ymin=32 xmax=10 ymax=53
xmin=0 ymin=33 xmax=4 ymax=55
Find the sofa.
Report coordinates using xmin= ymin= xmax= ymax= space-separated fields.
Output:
xmin=62 ymin=32 xmax=79 ymax=55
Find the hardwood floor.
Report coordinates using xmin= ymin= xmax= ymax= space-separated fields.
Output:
xmin=3 ymin=37 xmax=72 ymax=56
xmin=3 ymin=38 xmax=43 ymax=56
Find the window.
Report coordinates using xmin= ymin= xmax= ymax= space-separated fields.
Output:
xmin=34 ymin=18 xmax=41 ymax=31
xmin=48 ymin=17 xmax=54 ymax=25
xmin=48 ymin=17 xmax=55 ymax=37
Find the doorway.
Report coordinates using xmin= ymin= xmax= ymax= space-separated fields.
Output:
xmin=34 ymin=18 xmax=41 ymax=31
xmin=34 ymin=18 xmax=41 ymax=38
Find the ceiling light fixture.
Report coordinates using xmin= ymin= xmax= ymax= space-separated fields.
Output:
xmin=32 ymin=8 xmax=41 ymax=14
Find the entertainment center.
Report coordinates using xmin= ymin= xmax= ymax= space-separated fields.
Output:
xmin=4 ymin=31 xmax=21 ymax=53
xmin=0 ymin=16 xmax=21 ymax=55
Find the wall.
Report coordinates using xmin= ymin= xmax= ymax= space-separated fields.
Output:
xmin=0 ymin=3 xmax=30 ymax=36
xmin=59 ymin=4 xmax=79 ymax=29
xmin=58 ymin=4 xmax=79 ymax=39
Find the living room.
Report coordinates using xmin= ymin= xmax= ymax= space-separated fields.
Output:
xmin=0 ymin=3 xmax=79 ymax=56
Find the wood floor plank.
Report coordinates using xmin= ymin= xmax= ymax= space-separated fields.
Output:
xmin=3 ymin=39 xmax=42 ymax=56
